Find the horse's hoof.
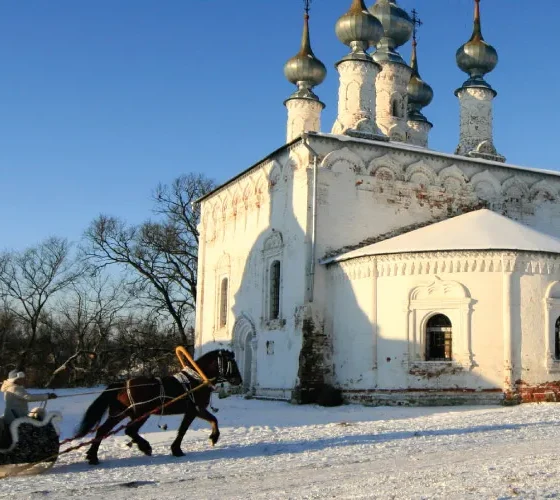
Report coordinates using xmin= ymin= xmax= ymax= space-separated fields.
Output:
xmin=144 ymin=448 xmax=152 ymax=457
xmin=171 ymin=448 xmax=185 ymax=457
xmin=88 ymin=457 xmax=100 ymax=466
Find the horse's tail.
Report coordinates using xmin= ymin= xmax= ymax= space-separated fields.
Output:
xmin=76 ymin=382 xmax=124 ymax=437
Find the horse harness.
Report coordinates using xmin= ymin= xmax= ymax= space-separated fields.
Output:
xmin=119 ymin=352 xmax=233 ymax=417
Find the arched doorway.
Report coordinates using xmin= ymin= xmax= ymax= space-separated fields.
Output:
xmin=232 ymin=315 xmax=257 ymax=393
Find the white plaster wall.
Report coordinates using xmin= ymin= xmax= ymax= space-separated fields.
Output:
xmin=329 ymin=252 xmax=507 ymax=392
xmin=517 ymin=264 xmax=560 ymax=386
xmin=328 ymin=260 xmax=377 ymax=389
xmin=195 ymin=145 xmax=311 ymax=397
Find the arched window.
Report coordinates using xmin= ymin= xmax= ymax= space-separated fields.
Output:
xmin=554 ymin=317 xmax=560 ymax=360
xmin=269 ymin=260 xmax=281 ymax=320
xmin=391 ymin=100 xmax=400 ymax=118
xmin=219 ymin=277 xmax=229 ymax=327
xmin=426 ymin=314 xmax=452 ymax=361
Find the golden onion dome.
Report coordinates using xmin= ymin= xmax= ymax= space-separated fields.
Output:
xmin=369 ymin=0 xmax=413 ymax=64
xmin=456 ymin=0 xmax=497 ymax=91
xmin=335 ymin=0 xmax=383 ymax=58
xmin=284 ymin=12 xmax=326 ymax=103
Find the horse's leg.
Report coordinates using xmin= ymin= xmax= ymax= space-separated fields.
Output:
xmin=85 ymin=414 xmax=126 ymax=465
xmin=170 ymin=411 xmax=196 ymax=457
xmin=124 ymin=415 xmax=152 ymax=456
xmin=196 ymin=408 xmax=220 ymax=446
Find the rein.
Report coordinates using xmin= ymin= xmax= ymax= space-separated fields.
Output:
xmin=52 ymin=383 xmax=160 ymax=399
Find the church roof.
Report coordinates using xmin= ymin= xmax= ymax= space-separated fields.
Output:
xmin=323 ymin=209 xmax=560 ymax=264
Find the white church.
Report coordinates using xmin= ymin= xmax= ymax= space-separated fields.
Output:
xmin=194 ymin=0 xmax=560 ymax=405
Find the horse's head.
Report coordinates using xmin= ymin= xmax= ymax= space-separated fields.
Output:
xmin=215 ymin=350 xmax=242 ymax=387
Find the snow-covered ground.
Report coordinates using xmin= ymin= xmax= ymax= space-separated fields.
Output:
xmin=1 ymin=388 xmax=560 ymax=499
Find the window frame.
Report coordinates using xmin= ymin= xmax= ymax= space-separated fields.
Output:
xmin=214 ymin=253 xmax=231 ymax=334
xmin=425 ymin=314 xmax=453 ymax=362
xmin=406 ymin=278 xmax=474 ymax=372
xmin=262 ymin=232 xmax=285 ymax=330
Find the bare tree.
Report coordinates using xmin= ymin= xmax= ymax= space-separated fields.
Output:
xmin=0 ymin=237 xmax=84 ymax=368
xmin=46 ymin=272 xmax=131 ymax=387
xmin=83 ymin=173 xmax=215 ymax=350
xmin=153 ymin=173 xmax=215 ymax=305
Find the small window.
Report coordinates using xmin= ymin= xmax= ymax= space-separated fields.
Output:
xmin=555 ymin=317 xmax=560 ymax=360
xmin=269 ymin=260 xmax=281 ymax=320
xmin=426 ymin=314 xmax=452 ymax=361
xmin=219 ymin=277 xmax=229 ymax=327
xmin=391 ymin=100 xmax=400 ymax=118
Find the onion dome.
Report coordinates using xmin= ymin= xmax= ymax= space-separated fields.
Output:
xmin=369 ymin=0 xmax=413 ymax=65
xmin=456 ymin=0 xmax=498 ymax=93
xmin=284 ymin=12 xmax=327 ymax=103
xmin=335 ymin=0 xmax=383 ymax=61
xmin=407 ymin=39 xmax=433 ymax=123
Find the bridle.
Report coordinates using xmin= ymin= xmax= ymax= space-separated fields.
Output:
xmin=216 ymin=351 xmax=234 ymax=383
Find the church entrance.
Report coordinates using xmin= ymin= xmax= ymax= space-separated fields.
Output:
xmin=232 ymin=316 xmax=256 ymax=393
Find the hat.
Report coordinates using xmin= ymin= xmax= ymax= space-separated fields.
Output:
xmin=7 ymin=370 xmax=24 ymax=382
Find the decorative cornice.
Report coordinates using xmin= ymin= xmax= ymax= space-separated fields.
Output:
xmin=319 ymin=146 xmax=560 ymax=202
xmin=308 ymin=132 xmax=560 ymax=181
xmin=329 ymin=251 xmax=560 ymax=280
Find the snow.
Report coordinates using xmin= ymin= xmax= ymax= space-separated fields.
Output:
xmin=323 ymin=208 xmax=560 ymax=264
xmin=1 ymin=389 xmax=560 ymax=498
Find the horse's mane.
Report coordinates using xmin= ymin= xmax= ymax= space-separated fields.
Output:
xmin=195 ymin=349 xmax=233 ymax=364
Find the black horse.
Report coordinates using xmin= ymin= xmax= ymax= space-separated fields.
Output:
xmin=77 ymin=349 xmax=242 ymax=465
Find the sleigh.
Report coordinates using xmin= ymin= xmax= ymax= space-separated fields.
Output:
xmin=0 ymin=411 xmax=62 ymax=478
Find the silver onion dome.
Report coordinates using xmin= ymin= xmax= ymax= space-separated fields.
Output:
xmin=369 ymin=0 xmax=413 ymax=64
xmin=407 ymin=40 xmax=433 ymax=122
xmin=284 ymin=13 xmax=327 ymax=102
xmin=456 ymin=0 xmax=497 ymax=92
xmin=335 ymin=0 xmax=383 ymax=60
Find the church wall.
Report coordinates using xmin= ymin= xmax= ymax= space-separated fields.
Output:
xmin=308 ymin=136 xmax=560 ymax=389
xmin=328 ymin=259 xmax=377 ymax=390
xmin=328 ymin=252 xmax=519 ymax=403
xmin=513 ymin=263 xmax=560 ymax=402
xmin=195 ymin=133 xmax=560 ymax=404
xmin=195 ymin=145 xmax=312 ymax=399
xmin=309 ymin=136 xmax=560 ymax=263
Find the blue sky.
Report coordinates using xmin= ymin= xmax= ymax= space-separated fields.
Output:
xmin=0 ymin=1 xmax=553 ymax=250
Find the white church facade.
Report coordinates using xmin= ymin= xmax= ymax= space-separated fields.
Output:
xmin=194 ymin=0 xmax=560 ymax=405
